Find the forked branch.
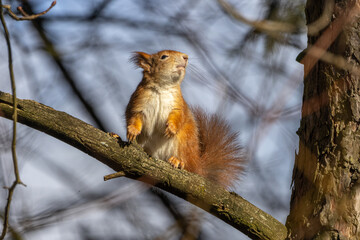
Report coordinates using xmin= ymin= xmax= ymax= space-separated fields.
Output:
xmin=1 ymin=1 xmax=56 ymax=21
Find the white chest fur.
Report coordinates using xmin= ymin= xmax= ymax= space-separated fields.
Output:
xmin=139 ymin=87 xmax=179 ymax=160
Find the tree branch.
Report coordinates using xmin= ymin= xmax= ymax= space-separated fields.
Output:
xmin=217 ymin=0 xmax=300 ymax=34
xmin=0 ymin=91 xmax=287 ymax=240
xmin=0 ymin=1 xmax=25 ymax=238
xmin=1 ymin=1 xmax=56 ymax=21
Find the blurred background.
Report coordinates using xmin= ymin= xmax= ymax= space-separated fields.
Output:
xmin=0 ymin=0 xmax=305 ymax=239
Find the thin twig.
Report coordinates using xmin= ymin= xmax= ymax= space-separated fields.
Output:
xmin=1 ymin=1 xmax=56 ymax=21
xmin=217 ymin=0 xmax=300 ymax=34
xmin=104 ymin=171 xmax=126 ymax=181
xmin=0 ymin=2 xmax=26 ymax=239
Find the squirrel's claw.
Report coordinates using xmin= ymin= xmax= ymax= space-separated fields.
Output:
xmin=127 ymin=125 xmax=141 ymax=142
xmin=168 ymin=156 xmax=185 ymax=169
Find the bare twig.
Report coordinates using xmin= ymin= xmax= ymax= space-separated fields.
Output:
xmin=0 ymin=0 xmax=57 ymax=237
xmin=0 ymin=1 xmax=25 ymax=239
xmin=219 ymin=0 xmax=335 ymax=37
xmin=104 ymin=171 xmax=126 ymax=181
xmin=217 ymin=0 xmax=300 ymax=34
xmin=1 ymin=1 xmax=56 ymax=21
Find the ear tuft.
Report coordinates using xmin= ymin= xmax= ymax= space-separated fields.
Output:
xmin=130 ymin=52 xmax=152 ymax=72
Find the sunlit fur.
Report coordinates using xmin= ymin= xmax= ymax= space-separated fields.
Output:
xmin=126 ymin=50 xmax=244 ymax=188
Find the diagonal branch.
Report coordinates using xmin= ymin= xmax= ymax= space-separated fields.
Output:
xmin=217 ymin=0 xmax=300 ymax=34
xmin=0 ymin=91 xmax=287 ymax=240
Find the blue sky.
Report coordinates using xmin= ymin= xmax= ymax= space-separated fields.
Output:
xmin=0 ymin=0 xmax=306 ymax=239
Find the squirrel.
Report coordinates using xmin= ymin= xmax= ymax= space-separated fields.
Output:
xmin=125 ymin=50 xmax=244 ymax=188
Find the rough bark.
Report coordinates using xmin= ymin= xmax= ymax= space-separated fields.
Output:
xmin=286 ymin=0 xmax=360 ymax=239
xmin=0 ymin=91 xmax=287 ymax=240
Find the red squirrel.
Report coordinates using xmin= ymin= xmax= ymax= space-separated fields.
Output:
xmin=126 ymin=50 xmax=244 ymax=188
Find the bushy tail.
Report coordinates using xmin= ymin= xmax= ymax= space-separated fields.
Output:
xmin=193 ymin=108 xmax=245 ymax=188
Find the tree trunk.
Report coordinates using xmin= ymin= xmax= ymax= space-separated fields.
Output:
xmin=286 ymin=0 xmax=360 ymax=239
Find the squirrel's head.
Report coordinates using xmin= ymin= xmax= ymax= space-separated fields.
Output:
xmin=131 ymin=50 xmax=189 ymax=85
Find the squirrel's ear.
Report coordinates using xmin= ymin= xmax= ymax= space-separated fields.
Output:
xmin=131 ymin=52 xmax=152 ymax=72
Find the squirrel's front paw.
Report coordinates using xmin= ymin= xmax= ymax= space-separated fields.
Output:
xmin=165 ymin=122 xmax=177 ymax=138
xmin=127 ymin=125 xmax=141 ymax=142
xmin=168 ymin=156 xmax=185 ymax=169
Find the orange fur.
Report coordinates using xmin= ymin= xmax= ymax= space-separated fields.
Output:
xmin=193 ymin=108 xmax=244 ymax=187
xmin=125 ymin=50 xmax=244 ymax=188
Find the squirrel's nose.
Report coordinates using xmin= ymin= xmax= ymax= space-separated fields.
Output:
xmin=183 ymin=54 xmax=188 ymax=62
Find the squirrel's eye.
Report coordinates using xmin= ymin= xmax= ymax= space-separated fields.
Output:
xmin=160 ymin=55 xmax=169 ymax=60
